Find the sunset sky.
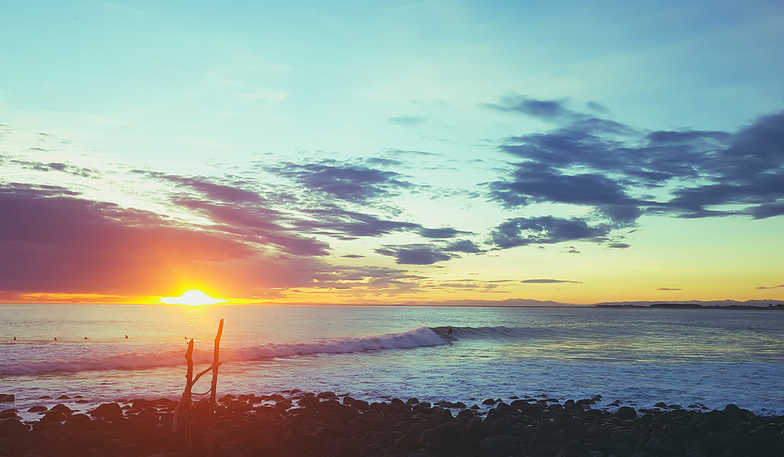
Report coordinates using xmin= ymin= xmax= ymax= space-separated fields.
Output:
xmin=1 ymin=1 xmax=783 ymax=304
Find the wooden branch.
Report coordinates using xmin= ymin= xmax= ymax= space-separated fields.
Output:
xmin=191 ymin=361 xmax=224 ymax=386
xmin=207 ymin=318 xmax=224 ymax=457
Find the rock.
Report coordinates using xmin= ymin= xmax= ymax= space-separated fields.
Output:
xmin=0 ymin=394 xmax=14 ymax=402
xmin=668 ymin=403 xmax=682 ymax=410
xmin=482 ymin=398 xmax=496 ymax=405
xmin=435 ymin=400 xmax=466 ymax=409
xmin=57 ymin=394 xmax=70 ymax=400
xmin=90 ymin=402 xmax=123 ymax=420
xmin=616 ymin=406 xmax=636 ymax=419
xmin=0 ymin=409 xmax=18 ymax=419
xmin=28 ymin=406 xmax=47 ymax=413
xmin=316 ymin=391 xmax=336 ymax=399
xmin=406 ymin=397 xmax=419 ymax=405
xmin=49 ymin=404 xmax=72 ymax=415
xmin=654 ymin=401 xmax=668 ymax=408
xmin=66 ymin=413 xmax=92 ymax=427
xmin=480 ymin=435 xmax=519 ymax=457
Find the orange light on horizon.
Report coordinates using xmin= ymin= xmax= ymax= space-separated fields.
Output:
xmin=161 ymin=289 xmax=225 ymax=306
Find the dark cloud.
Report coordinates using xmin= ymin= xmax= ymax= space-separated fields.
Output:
xmin=608 ymin=242 xmax=631 ymax=249
xmin=267 ymin=161 xmax=412 ymax=203
xmin=586 ymin=101 xmax=609 ymax=113
xmin=388 ymin=116 xmax=425 ymax=126
xmin=417 ymin=227 xmax=466 ymax=239
xmin=485 ymin=95 xmax=577 ymax=120
xmin=756 ymin=284 xmax=784 ymax=290
xmin=174 ymin=197 xmax=330 ymax=256
xmin=341 ymin=254 xmax=365 ymax=258
xmin=133 ymin=170 xmax=263 ymax=204
xmin=10 ymin=159 xmax=97 ymax=177
xmin=487 ymin=95 xmax=784 ymax=248
xmin=365 ymin=157 xmax=403 ymax=167
xmin=444 ymin=239 xmax=483 ymax=253
xmin=657 ymin=287 xmax=683 ymax=291
xmin=375 ymin=244 xmax=452 ymax=265
xmin=521 ymin=279 xmax=582 ymax=284
xmin=491 ymin=216 xmax=609 ymax=249
xmin=0 ymin=184 xmax=324 ymax=296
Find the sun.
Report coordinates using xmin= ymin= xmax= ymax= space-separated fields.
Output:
xmin=161 ymin=289 xmax=225 ymax=306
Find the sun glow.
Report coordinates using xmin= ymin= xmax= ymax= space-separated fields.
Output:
xmin=161 ymin=289 xmax=225 ymax=306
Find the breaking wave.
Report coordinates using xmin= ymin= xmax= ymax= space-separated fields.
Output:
xmin=0 ymin=326 xmax=449 ymax=376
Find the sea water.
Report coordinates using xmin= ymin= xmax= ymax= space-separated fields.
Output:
xmin=1 ymin=304 xmax=783 ymax=416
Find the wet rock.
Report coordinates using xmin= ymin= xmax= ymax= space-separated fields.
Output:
xmin=0 ymin=394 xmax=14 ymax=403
xmin=66 ymin=413 xmax=92 ymax=427
xmin=49 ymin=404 xmax=73 ymax=415
xmin=654 ymin=401 xmax=668 ymax=408
xmin=317 ymin=391 xmax=336 ymax=400
xmin=57 ymin=394 xmax=70 ymax=400
xmin=90 ymin=402 xmax=123 ymax=420
xmin=616 ymin=406 xmax=636 ymax=420
xmin=482 ymin=398 xmax=496 ymax=405
xmin=435 ymin=400 xmax=466 ymax=409
xmin=0 ymin=409 xmax=18 ymax=419
xmin=28 ymin=406 xmax=47 ymax=413
xmin=406 ymin=397 xmax=419 ymax=405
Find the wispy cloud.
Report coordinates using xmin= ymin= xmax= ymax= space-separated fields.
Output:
xmin=521 ymin=279 xmax=582 ymax=284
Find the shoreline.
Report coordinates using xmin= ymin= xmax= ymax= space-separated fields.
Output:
xmin=2 ymin=391 xmax=782 ymax=456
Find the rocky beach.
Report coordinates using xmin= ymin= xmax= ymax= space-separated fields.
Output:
xmin=1 ymin=391 xmax=782 ymax=457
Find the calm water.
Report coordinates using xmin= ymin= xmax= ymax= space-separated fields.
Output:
xmin=1 ymin=304 xmax=783 ymax=417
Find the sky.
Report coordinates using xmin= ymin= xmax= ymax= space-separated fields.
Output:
xmin=1 ymin=0 xmax=783 ymax=305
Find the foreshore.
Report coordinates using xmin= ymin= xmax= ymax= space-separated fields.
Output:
xmin=1 ymin=391 xmax=782 ymax=457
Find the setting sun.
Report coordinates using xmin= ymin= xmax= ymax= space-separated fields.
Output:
xmin=161 ymin=290 xmax=225 ymax=306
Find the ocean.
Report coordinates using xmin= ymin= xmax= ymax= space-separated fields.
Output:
xmin=1 ymin=304 xmax=783 ymax=419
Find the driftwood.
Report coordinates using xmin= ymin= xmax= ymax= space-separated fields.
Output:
xmin=172 ymin=318 xmax=224 ymax=455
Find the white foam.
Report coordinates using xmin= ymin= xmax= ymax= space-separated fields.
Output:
xmin=0 ymin=327 xmax=448 ymax=376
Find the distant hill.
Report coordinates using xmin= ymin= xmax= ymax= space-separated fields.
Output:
xmin=595 ymin=299 xmax=784 ymax=309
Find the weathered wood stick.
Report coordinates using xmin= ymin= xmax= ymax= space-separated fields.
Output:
xmin=207 ymin=318 xmax=224 ymax=457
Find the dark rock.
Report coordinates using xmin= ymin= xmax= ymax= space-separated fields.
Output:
xmin=435 ymin=400 xmax=466 ymax=409
xmin=90 ymin=402 xmax=123 ymax=420
xmin=654 ymin=401 xmax=668 ymax=408
xmin=57 ymin=394 xmax=70 ymax=400
xmin=28 ymin=406 xmax=47 ymax=413
xmin=0 ymin=394 xmax=14 ymax=402
xmin=0 ymin=409 xmax=18 ymax=419
xmin=480 ymin=435 xmax=519 ymax=457
xmin=406 ymin=397 xmax=419 ymax=405
xmin=668 ymin=403 xmax=682 ymax=409
xmin=616 ymin=406 xmax=636 ymax=419
xmin=317 ymin=391 xmax=336 ymax=399
xmin=482 ymin=398 xmax=496 ymax=405
xmin=66 ymin=413 xmax=92 ymax=427
xmin=49 ymin=404 xmax=72 ymax=415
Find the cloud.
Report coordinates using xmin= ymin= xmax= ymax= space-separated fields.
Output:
xmin=0 ymin=183 xmax=325 ymax=296
xmin=485 ymin=95 xmax=578 ymax=120
xmin=521 ymin=279 xmax=582 ymax=284
xmin=341 ymin=254 xmax=365 ymax=259
xmin=174 ymin=197 xmax=330 ymax=256
xmin=10 ymin=159 xmax=97 ymax=177
xmin=657 ymin=287 xmax=683 ymax=291
xmin=134 ymin=170 xmax=263 ymax=204
xmin=756 ymin=284 xmax=784 ymax=290
xmin=267 ymin=161 xmax=412 ymax=203
xmin=388 ymin=116 xmax=425 ymax=126
xmin=608 ymin=242 xmax=631 ymax=249
xmin=444 ymin=239 xmax=483 ymax=253
xmin=491 ymin=216 xmax=609 ymax=249
xmin=487 ymin=95 xmax=784 ymax=248
xmin=375 ymin=244 xmax=452 ymax=265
